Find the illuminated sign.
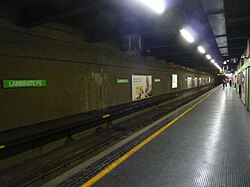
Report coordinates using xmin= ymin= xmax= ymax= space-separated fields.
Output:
xmin=116 ymin=79 xmax=129 ymax=84
xmin=154 ymin=79 xmax=161 ymax=83
xmin=2 ymin=80 xmax=46 ymax=88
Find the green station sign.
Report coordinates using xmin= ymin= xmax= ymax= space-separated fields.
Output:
xmin=2 ymin=79 xmax=46 ymax=89
xmin=116 ymin=79 xmax=129 ymax=84
xmin=238 ymin=59 xmax=250 ymax=73
xmin=154 ymin=79 xmax=161 ymax=83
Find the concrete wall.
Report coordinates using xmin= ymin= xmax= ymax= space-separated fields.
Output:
xmin=0 ymin=17 xmax=215 ymax=131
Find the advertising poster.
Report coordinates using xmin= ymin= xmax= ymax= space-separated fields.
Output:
xmin=172 ymin=74 xmax=178 ymax=88
xmin=194 ymin=77 xmax=198 ymax=87
xmin=132 ymin=75 xmax=152 ymax=101
xmin=241 ymin=71 xmax=246 ymax=104
xmin=187 ymin=77 xmax=192 ymax=89
xmin=199 ymin=77 xmax=202 ymax=86
xmin=201 ymin=78 xmax=204 ymax=85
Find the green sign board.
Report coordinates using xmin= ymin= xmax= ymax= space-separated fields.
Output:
xmin=154 ymin=79 xmax=161 ymax=83
xmin=238 ymin=59 xmax=250 ymax=73
xmin=116 ymin=79 xmax=129 ymax=84
xmin=2 ymin=80 xmax=46 ymax=89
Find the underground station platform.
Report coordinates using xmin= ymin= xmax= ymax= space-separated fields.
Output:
xmin=37 ymin=86 xmax=250 ymax=187
xmin=0 ymin=1 xmax=249 ymax=186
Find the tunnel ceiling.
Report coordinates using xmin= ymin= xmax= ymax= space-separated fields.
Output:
xmin=1 ymin=0 xmax=249 ymax=74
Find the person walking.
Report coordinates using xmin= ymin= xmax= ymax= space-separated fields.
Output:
xmin=229 ymin=79 xmax=232 ymax=87
xmin=223 ymin=79 xmax=226 ymax=90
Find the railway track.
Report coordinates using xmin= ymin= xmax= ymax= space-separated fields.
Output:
xmin=0 ymin=85 xmax=216 ymax=187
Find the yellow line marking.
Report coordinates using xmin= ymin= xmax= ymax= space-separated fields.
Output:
xmin=102 ymin=114 xmax=111 ymax=119
xmin=81 ymin=89 xmax=216 ymax=187
xmin=0 ymin=145 xmax=5 ymax=149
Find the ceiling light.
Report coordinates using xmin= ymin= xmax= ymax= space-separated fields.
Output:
xmin=206 ymin=54 xmax=211 ymax=60
xmin=180 ymin=29 xmax=194 ymax=43
xmin=139 ymin=0 xmax=166 ymax=14
xmin=223 ymin=61 xmax=227 ymax=65
xmin=213 ymin=62 xmax=222 ymax=71
xmin=211 ymin=59 xmax=215 ymax=63
xmin=197 ymin=46 xmax=205 ymax=54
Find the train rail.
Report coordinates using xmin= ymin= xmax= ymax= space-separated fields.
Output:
xmin=0 ymin=84 xmax=216 ymax=186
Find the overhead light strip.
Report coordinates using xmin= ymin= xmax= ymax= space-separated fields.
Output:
xmin=139 ymin=0 xmax=166 ymax=14
xmin=180 ymin=27 xmax=222 ymax=72
xmin=197 ymin=46 xmax=206 ymax=54
xmin=206 ymin=54 xmax=212 ymax=60
xmin=180 ymin=29 xmax=194 ymax=43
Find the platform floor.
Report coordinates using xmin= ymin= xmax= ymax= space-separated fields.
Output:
xmin=88 ymin=86 xmax=250 ymax=187
xmin=58 ymin=86 xmax=250 ymax=187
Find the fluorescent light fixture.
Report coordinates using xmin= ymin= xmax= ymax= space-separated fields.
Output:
xmin=206 ymin=54 xmax=211 ymax=60
xmin=180 ymin=29 xmax=194 ymax=43
xmin=139 ymin=0 xmax=166 ymax=14
xmin=211 ymin=59 xmax=215 ymax=63
xmin=214 ymin=62 xmax=222 ymax=71
xmin=197 ymin=46 xmax=205 ymax=54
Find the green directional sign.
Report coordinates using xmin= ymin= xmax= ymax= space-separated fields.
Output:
xmin=116 ymin=79 xmax=129 ymax=84
xmin=2 ymin=79 xmax=46 ymax=89
xmin=154 ymin=79 xmax=161 ymax=83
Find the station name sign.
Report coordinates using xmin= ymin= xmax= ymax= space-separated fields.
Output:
xmin=154 ymin=79 xmax=161 ymax=83
xmin=116 ymin=79 xmax=129 ymax=84
xmin=2 ymin=80 xmax=46 ymax=88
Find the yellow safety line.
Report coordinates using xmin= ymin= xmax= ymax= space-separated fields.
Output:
xmin=81 ymin=89 xmax=216 ymax=187
xmin=102 ymin=114 xmax=111 ymax=119
xmin=0 ymin=145 xmax=5 ymax=149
